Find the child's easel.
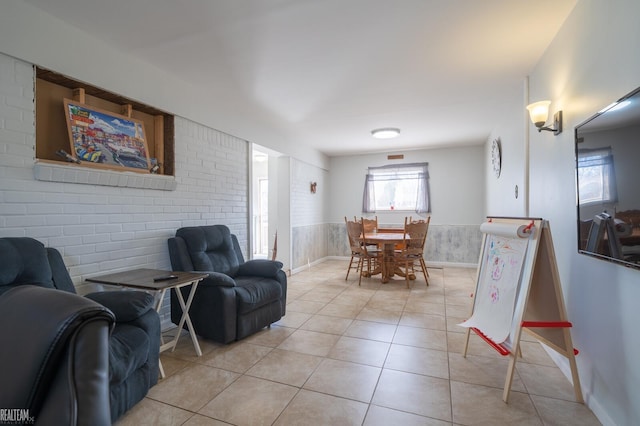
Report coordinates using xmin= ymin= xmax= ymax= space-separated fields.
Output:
xmin=461 ymin=217 xmax=583 ymax=403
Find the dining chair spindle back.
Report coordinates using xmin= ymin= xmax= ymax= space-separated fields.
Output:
xmin=396 ymin=216 xmax=430 ymax=288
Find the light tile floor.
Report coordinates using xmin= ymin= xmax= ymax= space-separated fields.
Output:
xmin=116 ymin=260 xmax=600 ymax=426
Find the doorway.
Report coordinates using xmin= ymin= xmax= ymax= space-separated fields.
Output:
xmin=252 ymin=149 xmax=269 ymax=259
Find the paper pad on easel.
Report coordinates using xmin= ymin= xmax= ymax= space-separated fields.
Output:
xmin=459 ymin=226 xmax=529 ymax=343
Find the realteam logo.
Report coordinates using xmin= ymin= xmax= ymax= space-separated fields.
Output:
xmin=0 ymin=409 xmax=35 ymax=425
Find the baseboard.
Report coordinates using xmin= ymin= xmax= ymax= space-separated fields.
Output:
xmin=291 ymin=256 xmax=477 ymax=274
xmin=425 ymin=260 xmax=476 ymax=269
xmin=542 ymin=344 xmax=612 ymax=426
xmin=290 ymin=257 xmax=331 ymax=274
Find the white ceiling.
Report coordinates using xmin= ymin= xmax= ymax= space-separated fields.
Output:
xmin=23 ymin=0 xmax=577 ymax=156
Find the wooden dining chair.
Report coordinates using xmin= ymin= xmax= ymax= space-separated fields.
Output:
xmin=361 ymin=216 xmax=378 ymax=233
xmin=345 ymin=217 xmax=362 ymax=280
xmin=345 ymin=219 xmax=382 ymax=285
xmin=361 ymin=216 xmax=379 ymax=251
xmin=395 ymin=216 xmax=430 ymax=288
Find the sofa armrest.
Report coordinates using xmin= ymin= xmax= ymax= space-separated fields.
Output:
xmin=85 ymin=290 xmax=161 ymax=387
xmin=0 ymin=286 xmax=114 ymax=424
xmin=236 ymin=259 xmax=283 ymax=279
xmin=85 ymin=290 xmax=155 ymax=322
xmin=200 ymin=271 xmax=236 ymax=287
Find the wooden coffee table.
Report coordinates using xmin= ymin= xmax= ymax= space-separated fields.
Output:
xmin=86 ymin=268 xmax=208 ymax=378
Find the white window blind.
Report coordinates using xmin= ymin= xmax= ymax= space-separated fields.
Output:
xmin=362 ymin=163 xmax=430 ymax=213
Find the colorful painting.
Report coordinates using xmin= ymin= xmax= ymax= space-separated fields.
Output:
xmin=64 ymin=99 xmax=151 ymax=173
xmin=459 ymin=234 xmax=529 ymax=343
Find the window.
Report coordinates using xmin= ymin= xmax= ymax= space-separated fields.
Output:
xmin=577 ymin=147 xmax=617 ymax=205
xmin=362 ymin=163 xmax=430 ymax=213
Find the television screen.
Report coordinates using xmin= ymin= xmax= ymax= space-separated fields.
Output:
xmin=575 ymin=85 xmax=640 ymax=269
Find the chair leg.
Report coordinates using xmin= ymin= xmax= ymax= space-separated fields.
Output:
xmin=405 ymin=259 xmax=411 ymax=289
xmin=358 ymin=257 xmax=364 ymax=286
xmin=346 ymin=255 xmax=355 ymax=280
xmin=419 ymin=257 xmax=429 ymax=286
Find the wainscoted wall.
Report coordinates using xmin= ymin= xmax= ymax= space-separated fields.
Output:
xmin=328 ymin=222 xmax=350 ymax=257
xmin=427 ymin=224 xmax=482 ymax=265
xmin=292 ymin=223 xmax=328 ymax=270
xmin=290 ymin=158 xmax=329 ymax=270
xmin=326 ymin=222 xmax=482 ymax=266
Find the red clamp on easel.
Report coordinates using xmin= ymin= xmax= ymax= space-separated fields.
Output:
xmin=523 ymin=220 xmax=535 ymax=234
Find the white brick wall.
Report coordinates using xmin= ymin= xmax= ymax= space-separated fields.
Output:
xmin=0 ymin=54 xmax=249 ymax=328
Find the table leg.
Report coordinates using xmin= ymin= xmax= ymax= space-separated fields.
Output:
xmin=172 ymin=280 xmax=202 ymax=356
xmin=154 ymin=288 xmax=168 ymax=379
xmin=381 ymin=243 xmax=417 ymax=283
xmin=382 ymin=242 xmax=395 ymax=283
xmin=156 ymin=279 xmax=203 ymax=379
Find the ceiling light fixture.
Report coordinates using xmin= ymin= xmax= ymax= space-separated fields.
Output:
xmin=526 ymin=100 xmax=563 ymax=135
xmin=371 ymin=127 xmax=400 ymax=139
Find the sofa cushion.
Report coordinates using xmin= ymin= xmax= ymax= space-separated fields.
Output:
xmin=86 ymin=291 xmax=154 ymax=322
xmin=234 ymin=277 xmax=283 ymax=314
xmin=176 ymin=226 xmax=240 ymax=276
xmin=236 ymin=259 xmax=284 ymax=279
xmin=0 ymin=238 xmax=54 ymax=295
xmin=109 ymin=325 xmax=150 ymax=385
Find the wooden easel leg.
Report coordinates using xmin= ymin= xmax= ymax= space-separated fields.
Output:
xmin=462 ymin=328 xmax=471 ymax=357
xmin=565 ymin=326 xmax=584 ymax=403
xmin=568 ymin=353 xmax=584 ymax=403
xmin=503 ymin=353 xmax=518 ymax=403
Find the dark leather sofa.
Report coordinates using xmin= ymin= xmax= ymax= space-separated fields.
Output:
xmin=0 ymin=285 xmax=114 ymax=426
xmin=168 ymin=225 xmax=287 ymax=343
xmin=0 ymin=237 xmax=160 ymax=424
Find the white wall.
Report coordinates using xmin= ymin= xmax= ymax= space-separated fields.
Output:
xmin=0 ymin=0 xmax=336 ymax=290
xmin=485 ymin=82 xmax=529 ymax=217
xmin=0 ymin=53 xmax=249 ymax=329
xmin=276 ymin=156 xmax=292 ymax=271
xmin=328 ymin=147 xmax=485 ymax=265
xmin=291 ymin=159 xmax=329 ymax=228
xmin=290 ymin=158 xmax=329 ymax=269
xmin=0 ymin=0 xmax=328 ymax=171
xmin=521 ymin=1 xmax=640 ymax=424
xmin=329 ymin=147 xmax=485 ymax=225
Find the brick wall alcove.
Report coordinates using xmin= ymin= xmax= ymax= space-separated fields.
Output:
xmin=34 ymin=67 xmax=176 ymax=190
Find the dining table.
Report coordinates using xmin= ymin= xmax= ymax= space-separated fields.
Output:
xmin=361 ymin=230 xmax=415 ymax=283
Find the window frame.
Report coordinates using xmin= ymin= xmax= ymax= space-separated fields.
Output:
xmin=362 ymin=162 xmax=430 ymax=213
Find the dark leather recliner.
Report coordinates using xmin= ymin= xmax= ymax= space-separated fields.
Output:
xmin=0 ymin=237 xmax=161 ymax=423
xmin=0 ymin=285 xmax=114 ymax=426
xmin=168 ymin=225 xmax=287 ymax=343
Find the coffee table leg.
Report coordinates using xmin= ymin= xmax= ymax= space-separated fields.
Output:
xmin=173 ymin=280 xmax=202 ymax=356
xmin=152 ymin=288 xmax=167 ymax=379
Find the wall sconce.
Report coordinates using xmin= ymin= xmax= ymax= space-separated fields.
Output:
xmin=310 ymin=182 xmax=317 ymax=193
xmin=526 ymin=100 xmax=563 ymax=135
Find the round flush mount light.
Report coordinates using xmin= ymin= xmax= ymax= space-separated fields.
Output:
xmin=371 ymin=127 xmax=400 ymax=139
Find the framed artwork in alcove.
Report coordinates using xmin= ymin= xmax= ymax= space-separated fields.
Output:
xmin=63 ymin=99 xmax=151 ymax=173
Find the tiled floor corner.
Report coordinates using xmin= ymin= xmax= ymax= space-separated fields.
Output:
xmin=116 ymin=260 xmax=600 ymax=426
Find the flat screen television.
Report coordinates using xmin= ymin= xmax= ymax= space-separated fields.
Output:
xmin=575 ymin=85 xmax=640 ymax=269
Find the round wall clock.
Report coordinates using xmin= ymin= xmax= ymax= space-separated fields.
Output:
xmin=491 ymin=138 xmax=502 ymax=178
